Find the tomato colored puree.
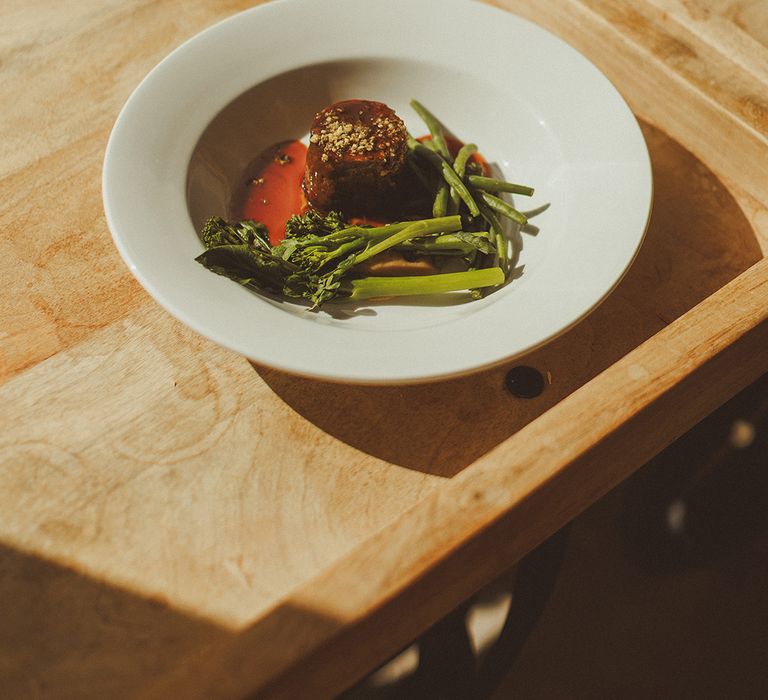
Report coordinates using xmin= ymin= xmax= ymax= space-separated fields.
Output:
xmin=241 ymin=140 xmax=307 ymax=245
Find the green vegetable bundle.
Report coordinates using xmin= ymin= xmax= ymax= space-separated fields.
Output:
xmin=196 ymin=213 xmax=504 ymax=309
xmin=407 ymin=99 xmax=534 ymax=275
xmin=194 ymin=99 xmax=534 ymax=309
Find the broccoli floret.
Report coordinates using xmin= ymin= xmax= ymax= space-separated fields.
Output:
xmin=284 ymin=210 xmax=347 ymax=239
xmin=201 ymin=217 xmax=270 ymax=250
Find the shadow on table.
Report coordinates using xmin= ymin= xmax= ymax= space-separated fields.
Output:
xmin=255 ymin=121 xmax=763 ymax=477
xmin=0 ymin=541 xmax=222 ymax=698
xmin=0 ymin=540 xmax=346 ymax=699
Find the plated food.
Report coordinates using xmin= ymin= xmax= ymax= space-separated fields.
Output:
xmin=196 ymin=99 xmax=536 ymax=309
xmin=103 ymin=0 xmax=651 ymax=382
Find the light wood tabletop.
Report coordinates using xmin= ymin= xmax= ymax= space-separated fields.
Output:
xmin=2 ymin=1 xmax=767 ymax=698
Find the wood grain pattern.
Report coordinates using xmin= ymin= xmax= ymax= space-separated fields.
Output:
xmin=656 ymin=0 xmax=768 ymax=68
xmin=255 ymin=259 xmax=768 ymax=700
xmin=0 ymin=0 xmax=261 ymax=381
xmin=1 ymin=1 xmax=767 ymax=698
xmin=490 ymin=0 xmax=768 ymax=206
xmin=0 ymin=303 xmax=437 ymax=627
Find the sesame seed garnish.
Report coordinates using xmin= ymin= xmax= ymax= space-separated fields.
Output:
xmin=310 ymin=107 xmax=403 ymax=160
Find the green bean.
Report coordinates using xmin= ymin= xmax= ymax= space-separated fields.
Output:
xmin=409 ymin=140 xmax=443 ymax=166
xmin=468 ymin=175 xmax=534 ymax=197
xmin=454 ymin=143 xmax=478 ymax=176
xmin=410 ymin=142 xmax=481 ymax=218
xmin=441 ymin=162 xmax=480 ymax=217
xmin=446 ymin=187 xmax=460 ymax=216
xmin=422 ymin=138 xmax=440 ymax=153
xmin=479 ymin=192 xmax=528 ymax=226
xmin=477 ymin=199 xmax=506 ymax=270
xmin=407 ymin=135 xmax=422 ymax=152
xmin=450 ymin=143 xmax=478 ymax=213
xmin=433 ymin=182 xmax=450 ymax=217
xmin=407 ymin=156 xmax=436 ymax=194
xmin=410 ymin=99 xmax=451 ymax=161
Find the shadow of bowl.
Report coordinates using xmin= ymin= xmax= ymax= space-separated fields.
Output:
xmin=257 ymin=121 xmax=763 ymax=476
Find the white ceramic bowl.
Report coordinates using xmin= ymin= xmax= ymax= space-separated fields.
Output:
xmin=103 ymin=0 xmax=652 ymax=384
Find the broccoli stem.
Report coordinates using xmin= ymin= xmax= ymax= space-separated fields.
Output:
xmin=295 ymin=218 xmax=460 ymax=270
xmin=344 ymin=267 xmax=504 ymax=301
xmin=352 ymin=215 xmax=462 ymax=266
xmin=326 ymin=220 xmax=412 ymax=242
xmin=395 ymin=232 xmax=489 ymax=255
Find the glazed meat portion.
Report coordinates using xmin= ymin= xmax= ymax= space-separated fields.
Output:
xmin=303 ymin=99 xmax=408 ymax=216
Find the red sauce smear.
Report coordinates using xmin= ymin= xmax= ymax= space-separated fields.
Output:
xmin=241 ymin=140 xmax=307 ymax=245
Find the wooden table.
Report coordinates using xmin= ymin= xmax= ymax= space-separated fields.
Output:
xmin=2 ymin=1 xmax=767 ymax=697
